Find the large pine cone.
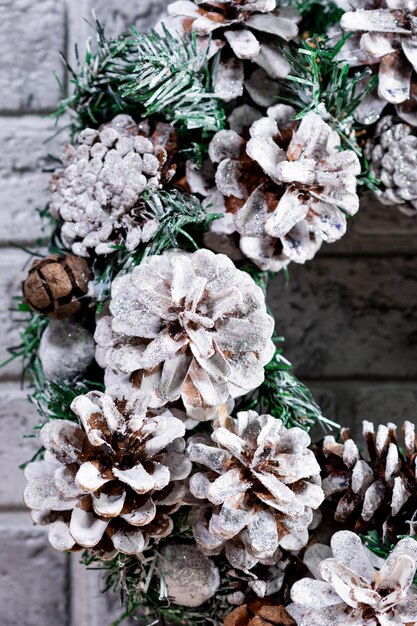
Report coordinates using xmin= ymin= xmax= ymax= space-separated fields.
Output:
xmin=23 ymin=390 xmax=191 ymax=558
xmin=189 ymin=410 xmax=324 ymax=570
xmin=22 ymin=254 xmax=91 ymax=319
xmin=321 ymin=420 xmax=417 ymax=542
xmin=366 ymin=116 xmax=417 ymax=216
xmin=94 ymin=248 xmax=275 ymax=421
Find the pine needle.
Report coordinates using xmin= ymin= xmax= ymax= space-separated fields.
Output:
xmin=54 ymin=19 xmax=224 ymax=137
xmin=238 ymin=342 xmax=339 ymax=433
xmin=92 ymin=189 xmax=221 ymax=307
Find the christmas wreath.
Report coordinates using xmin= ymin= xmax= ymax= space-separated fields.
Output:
xmin=4 ymin=1 xmax=417 ymax=625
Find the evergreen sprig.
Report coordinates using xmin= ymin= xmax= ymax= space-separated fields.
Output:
xmin=281 ymin=36 xmax=380 ymax=189
xmin=238 ymin=343 xmax=339 ymax=433
xmin=93 ymin=189 xmax=221 ymax=306
xmin=29 ymin=378 xmax=104 ymax=425
xmin=55 ymin=19 xmax=224 ymax=137
xmin=0 ymin=300 xmax=48 ymax=388
xmin=120 ymin=25 xmax=225 ymax=132
xmin=82 ymin=545 xmax=240 ymax=626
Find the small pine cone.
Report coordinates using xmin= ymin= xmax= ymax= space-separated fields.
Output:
xmin=189 ymin=410 xmax=324 ymax=570
xmin=49 ymin=115 xmax=176 ymax=257
xmin=200 ymin=106 xmax=360 ymax=272
xmin=23 ymin=390 xmax=191 ymax=558
xmin=322 ymin=420 xmax=417 ymax=541
xmin=165 ymin=1 xmax=300 ymax=101
xmin=22 ymin=254 xmax=91 ymax=319
xmin=224 ymin=599 xmax=295 ymax=626
xmin=366 ymin=116 xmax=417 ymax=216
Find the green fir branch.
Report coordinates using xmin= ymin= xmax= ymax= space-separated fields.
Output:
xmin=93 ymin=189 xmax=221 ymax=307
xmin=29 ymin=378 xmax=104 ymax=425
xmin=281 ymin=36 xmax=379 ymax=190
xmin=54 ymin=19 xmax=224 ymax=137
xmin=0 ymin=301 xmax=49 ymax=388
xmin=238 ymin=343 xmax=339 ymax=433
xmin=120 ymin=25 xmax=225 ymax=133
xmin=82 ymin=542 xmax=241 ymax=626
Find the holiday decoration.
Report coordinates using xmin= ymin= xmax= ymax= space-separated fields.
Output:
xmin=288 ymin=531 xmax=417 ymax=626
xmin=4 ymin=4 xmax=417 ymax=626
xmin=189 ymin=411 xmax=323 ymax=568
xmin=24 ymin=390 xmax=191 ymax=557
xmin=158 ymin=544 xmax=220 ymax=607
xmin=165 ymin=0 xmax=300 ymax=101
xmin=321 ymin=420 xmax=417 ymax=541
xmin=38 ymin=320 xmax=95 ymax=382
xmin=202 ymin=107 xmax=361 ymax=271
xmin=341 ymin=2 xmax=417 ymax=106
xmin=49 ymin=114 xmax=175 ymax=257
xmin=22 ymin=254 xmax=91 ymax=319
xmin=94 ymin=249 xmax=275 ymax=419
xmin=366 ymin=115 xmax=417 ymax=215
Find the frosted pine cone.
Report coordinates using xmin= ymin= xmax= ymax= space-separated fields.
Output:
xmin=366 ymin=115 xmax=417 ymax=215
xmin=340 ymin=1 xmax=417 ymax=106
xmin=189 ymin=411 xmax=324 ymax=570
xmin=23 ymin=390 xmax=191 ymax=557
xmin=322 ymin=420 xmax=417 ymax=541
xmin=95 ymin=249 xmax=275 ymax=421
xmin=203 ymin=106 xmax=361 ymax=271
xmin=165 ymin=0 xmax=300 ymax=101
xmin=288 ymin=530 xmax=417 ymax=626
xmin=49 ymin=115 xmax=175 ymax=257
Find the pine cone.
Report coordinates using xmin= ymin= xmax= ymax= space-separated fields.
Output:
xmin=49 ymin=115 xmax=176 ymax=257
xmin=189 ymin=410 xmax=324 ymax=570
xmin=94 ymin=248 xmax=275 ymax=421
xmin=24 ymin=390 xmax=191 ymax=557
xmin=165 ymin=1 xmax=300 ymax=101
xmin=321 ymin=420 xmax=417 ymax=542
xmin=366 ymin=115 xmax=417 ymax=216
xmin=341 ymin=2 xmax=417 ymax=106
xmin=22 ymin=254 xmax=91 ymax=319
xmin=200 ymin=106 xmax=360 ymax=271
xmin=288 ymin=531 xmax=417 ymax=626
xmin=224 ymin=599 xmax=296 ymax=626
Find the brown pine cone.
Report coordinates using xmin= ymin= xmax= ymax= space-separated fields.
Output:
xmin=224 ymin=599 xmax=295 ymax=626
xmin=321 ymin=420 xmax=417 ymax=542
xmin=22 ymin=254 xmax=91 ymax=319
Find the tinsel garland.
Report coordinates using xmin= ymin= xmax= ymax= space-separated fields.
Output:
xmin=3 ymin=1 xmax=417 ymax=625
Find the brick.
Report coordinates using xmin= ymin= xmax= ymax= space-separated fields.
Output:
xmin=0 ymin=176 xmax=51 ymax=245
xmin=0 ymin=248 xmax=37 ymax=380
xmin=322 ymin=192 xmax=417 ymax=256
xmin=0 ymin=514 xmax=69 ymax=626
xmin=0 ymin=385 xmax=40 ymax=506
xmin=84 ymin=0 xmax=171 ymax=36
xmin=0 ymin=117 xmax=64 ymax=176
xmin=70 ymin=558 xmax=133 ymax=626
xmin=0 ymin=117 xmax=64 ymax=244
xmin=269 ymin=256 xmax=417 ymax=379
xmin=0 ymin=0 xmax=66 ymax=113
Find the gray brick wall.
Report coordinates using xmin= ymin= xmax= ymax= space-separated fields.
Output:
xmin=0 ymin=1 xmax=416 ymax=625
